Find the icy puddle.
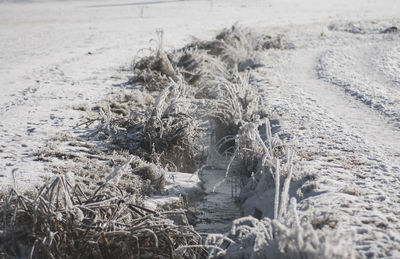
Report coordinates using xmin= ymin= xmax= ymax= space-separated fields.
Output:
xmin=189 ymin=168 xmax=241 ymax=234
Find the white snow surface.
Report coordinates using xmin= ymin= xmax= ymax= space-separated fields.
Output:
xmin=2 ymin=0 xmax=400 ymax=257
xmin=144 ymin=171 xmax=202 ymax=210
xmin=246 ymin=21 xmax=400 ymax=257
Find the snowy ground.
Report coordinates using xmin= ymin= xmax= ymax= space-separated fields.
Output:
xmin=254 ymin=21 xmax=400 ymax=257
xmin=1 ymin=0 xmax=400 ymax=257
xmin=1 ymin=0 xmax=399 ymax=190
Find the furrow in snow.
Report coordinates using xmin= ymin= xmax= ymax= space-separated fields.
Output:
xmin=258 ymin=23 xmax=400 ymax=257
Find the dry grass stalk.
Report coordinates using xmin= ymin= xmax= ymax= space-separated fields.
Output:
xmin=63 ymin=25 xmax=289 ymax=258
xmin=209 ymin=197 xmax=354 ymax=258
xmin=88 ymin=79 xmax=201 ymax=172
xmin=131 ymin=30 xmax=178 ymax=91
xmin=0 ymin=172 xmax=204 ymax=258
xmin=141 ymin=81 xmax=201 ymax=172
xmin=155 ymin=30 xmax=179 ymax=82
xmin=131 ymin=25 xmax=283 ymax=92
xmin=208 ymin=72 xmax=259 ymax=127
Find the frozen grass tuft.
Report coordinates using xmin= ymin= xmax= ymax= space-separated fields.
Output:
xmin=208 ymin=117 xmax=356 ymax=258
xmin=131 ymin=30 xmax=178 ymax=91
xmin=218 ymin=199 xmax=355 ymax=259
xmin=130 ymin=25 xmax=284 ymax=93
xmin=185 ymin=24 xmax=283 ymax=73
xmin=0 ymin=171 xmax=204 ymax=258
xmin=207 ymin=72 xmax=259 ymax=129
xmin=139 ymin=80 xmax=201 ymax=172
xmin=89 ymin=79 xmax=201 ymax=172
xmin=11 ymin=24 xmax=314 ymax=258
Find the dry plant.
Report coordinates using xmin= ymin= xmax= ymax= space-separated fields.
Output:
xmin=216 ymin=25 xmax=261 ymax=72
xmin=174 ymin=50 xmax=201 ymax=85
xmin=205 ymin=74 xmax=261 ymax=155
xmin=222 ymin=119 xmax=288 ymax=201
xmin=105 ymin=89 xmax=155 ymax=116
xmin=206 ymin=119 xmax=355 ymax=259
xmin=208 ymin=133 xmax=354 ymax=258
xmin=41 ymin=24 xmax=294 ymax=258
xmin=215 ymin=198 xmax=355 ymax=259
xmin=139 ymin=80 xmax=201 ymax=172
xmin=183 ymin=25 xmax=283 ymax=74
xmin=0 ymin=168 xmax=204 ymax=258
xmin=90 ymin=80 xmax=201 ymax=172
xmin=177 ymin=48 xmax=232 ymax=89
xmin=33 ymin=135 xmax=168 ymax=198
xmin=131 ymin=30 xmax=178 ymax=91
xmin=192 ymin=54 xmax=234 ymax=98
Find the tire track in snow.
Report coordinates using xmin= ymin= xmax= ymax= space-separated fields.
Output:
xmin=259 ymin=26 xmax=400 ymax=257
xmin=317 ymin=42 xmax=400 ymax=127
xmin=316 ymin=50 xmax=400 ymax=163
xmin=283 ymin=46 xmax=400 ymax=164
xmin=377 ymin=45 xmax=400 ymax=87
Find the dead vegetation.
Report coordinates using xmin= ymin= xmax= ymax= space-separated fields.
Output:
xmin=87 ymin=80 xmax=201 ymax=173
xmin=0 ymin=173 xmax=204 ymax=258
xmin=89 ymin=24 xmax=284 ymax=172
xmin=35 ymin=139 xmax=167 ymax=199
xmin=214 ymin=199 xmax=355 ymax=259
xmin=130 ymin=30 xmax=178 ymax=91
xmin=131 ymin=24 xmax=283 ymax=92
xmin=204 ymin=122 xmax=354 ymax=258
xmin=0 ymin=24 xmax=290 ymax=258
xmin=183 ymin=25 xmax=282 ymax=72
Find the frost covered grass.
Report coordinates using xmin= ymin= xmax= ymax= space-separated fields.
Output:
xmin=89 ymin=25 xmax=281 ymax=172
xmin=87 ymin=79 xmax=201 ymax=172
xmin=2 ymin=0 xmax=400 ymax=256
xmin=0 ymin=168 xmax=203 ymax=258
xmin=0 ymin=24 xmax=322 ymax=258
xmin=174 ymin=26 xmax=354 ymax=258
xmin=130 ymin=30 xmax=178 ymax=91
xmin=208 ymin=73 xmax=259 ymax=131
xmin=217 ymin=200 xmax=355 ymax=259
xmin=89 ymin=25 xmax=296 ymax=258
xmin=209 ymin=122 xmax=355 ymax=258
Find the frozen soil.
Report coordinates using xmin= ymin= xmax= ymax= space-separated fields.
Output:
xmin=255 ymin=20 xmax=400 ymax=257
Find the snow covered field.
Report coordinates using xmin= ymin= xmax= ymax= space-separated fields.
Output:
xmin=1 ymin=0 xmax=400 ymax=257
xmin=257 ymin=22 xmax=400 ymax=257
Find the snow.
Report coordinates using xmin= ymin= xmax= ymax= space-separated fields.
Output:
xmin=2 ymin=0 xmax=400 ymax=257
xmin=144 ymin=171 xmax=202 ymax=210
xmin=253 ymin=21 xmax=400 ymax=257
